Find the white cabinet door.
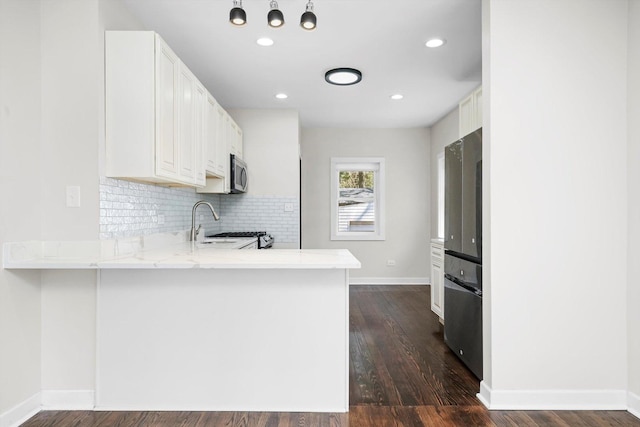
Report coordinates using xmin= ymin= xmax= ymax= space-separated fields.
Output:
xmin=215 ymin=104 xmax=228 ymax=177
xmin=197 ymin=104 xmax=231 ymax=194
xmin=227 ymin=116 xmax=237 ymax=156
xmin=458 ymin=93 xmax=474 ymax=139
xmin=194 ymin=82 xmax=206 ymax=186
xmin=458 ymin=85 xmax=482 ymax=138
xmin=431 ymin=262 xmax=443 ymax=319
xmin=177 ymin=66 xmax=196 ymax=182
xmin=155 ymin=37 xmax=180 ymax=180
xmin=204 ymin=94 xmax=218 ymax=176
xmin=204 ymin=94 xmax=226 ymax=178
xmin=430 ymin=241 xmax=444 ymax=320
xmin=234 ymin=125 xmax=243 ymax=159
xmin=473 ymin=86 xmax=482 ymax=131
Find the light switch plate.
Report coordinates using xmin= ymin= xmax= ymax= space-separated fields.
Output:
xmin=66 ymin=186 xmax=81 ymax=208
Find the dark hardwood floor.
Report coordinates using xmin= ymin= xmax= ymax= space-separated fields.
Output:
xmin=21 ymin=286 xmax=639 ymax=427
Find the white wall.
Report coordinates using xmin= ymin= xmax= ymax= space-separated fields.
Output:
xmin=228 ymin=109 xmax=300 ymax=248
xmin=40 ymin=0 xmax=101 ymax=241
xmin=627 ymin=0 xmax=640 ymax=413
xmin=0 ymin=0 xmax=43 ymax=419
xmin=301 ymin=128 xmax=430 ymax=282
xmin=482 ymin=0 xmax=628 ymax=408
xmin=40 ymin=0 xmax=144 ymax=397
xmin=228 ymin=109 xmax=300 ymax=198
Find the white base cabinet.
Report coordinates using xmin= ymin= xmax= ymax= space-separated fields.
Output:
xmin=96 ymin=268 xmax=349 ymax=412
xmin=430 ymin=240 xmax=444 ymax=321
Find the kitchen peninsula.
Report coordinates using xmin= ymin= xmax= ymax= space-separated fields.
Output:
xmin=3 ymin=234 xmax=360 ymax=412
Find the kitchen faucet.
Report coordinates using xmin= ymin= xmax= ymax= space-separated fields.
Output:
xmin=190 ymin=200 xmax=220 ymax=241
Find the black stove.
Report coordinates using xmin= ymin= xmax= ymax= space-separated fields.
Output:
xmin=206 ymin=231 xmax=274 ymax=249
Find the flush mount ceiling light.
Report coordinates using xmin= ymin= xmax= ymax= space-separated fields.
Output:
xmin=425 ymin=38 xmax=446 ymax=48
xmin=300 ymin=0 xmax=317 ymax=30
xmin=275 ymin=93 xmax=288 ymax=99
xmin=325 ymin=68 xmax=362 ymax=86
xmin=268 ymin=0 xmax=285 ymax=28
xmin=390 ymin=94 xmax=404 ymax=100
xmin=229 ymin=0 xmax=246 ymax=26
xmin=256 ymin=37 xmax=274 ymax=46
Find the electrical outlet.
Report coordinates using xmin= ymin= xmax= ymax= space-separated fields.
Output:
xmin=66 ymin=186 xmax=81 ymax=208
xmin=386 ymin=259 xmax=396 ymax=267
xmin=284 ymin=203 xmax=294 ymax=212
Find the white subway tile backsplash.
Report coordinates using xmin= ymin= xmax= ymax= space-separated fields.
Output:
xmin=99 ymin=177 xmax=299 ymax=245
xmin=217 ymin=194 xmax=299 ymax=245
xmin=99 ymin=177 xmax=222 ymax=240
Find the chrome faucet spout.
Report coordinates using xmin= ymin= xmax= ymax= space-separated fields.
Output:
xmin=190 ymin=200 xmax=220 ymax=241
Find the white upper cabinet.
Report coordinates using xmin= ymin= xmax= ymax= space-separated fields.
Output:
xmin=459 ymin=86 xmax=482 ymax=138
xmin=204 ymin=94 xmax=225 ymax=178
xmin=177 ymin=65 xmax=197 ymax=182
xmin=198 ymin=106 xmax=244 ymax=194
xmin=228 ymin=116 xmax=243 ymax=159
xmin=193 ymin=82 xmax=207 ymax=186
xmin=106 ymin=31 xmax=239 ymax=188
xmin=155 ymin=38 xmax=180 ymax=180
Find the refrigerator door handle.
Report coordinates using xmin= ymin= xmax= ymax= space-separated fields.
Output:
xmin=444 ymin=274 xmax=482 ymax=297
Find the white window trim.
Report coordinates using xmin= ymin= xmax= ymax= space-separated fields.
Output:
xmin=330 ymin=157 xmax=385 ymax=241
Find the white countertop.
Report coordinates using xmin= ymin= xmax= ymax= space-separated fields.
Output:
xmin=2 ymin=233 xmax=361 ymax=270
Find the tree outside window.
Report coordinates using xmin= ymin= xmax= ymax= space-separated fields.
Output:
xmin=331 ymin=158 xmax=385 ymax=241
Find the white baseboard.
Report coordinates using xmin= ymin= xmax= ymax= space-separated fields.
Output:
xmin=41 ymin=390 xmax=95 ymax=410
xmin=477 ymin=381 xmax=491 ymax=408
xmin=629 ymin=391 xmax=640 ymax=419
xmin=478 ymin=381 xmax=627 ymax=410
xmin=349 ymin=277 xmax=429 ymax=285
xmin=0 ymin=392 xmax=40 ymax=427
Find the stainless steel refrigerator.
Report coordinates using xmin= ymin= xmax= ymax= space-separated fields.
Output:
xmin=444 ymin=128 xmax=483 ymax=379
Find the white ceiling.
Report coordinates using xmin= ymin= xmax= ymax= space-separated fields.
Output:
xmin=120 ymin=0 xmax=482 ymax=129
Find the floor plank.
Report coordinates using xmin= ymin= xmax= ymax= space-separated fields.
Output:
xmin=20 ymin=286 xmax=640 ymax=427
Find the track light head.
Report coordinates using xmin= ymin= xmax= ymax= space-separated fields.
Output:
xmin=300 ymin=1 xmax=317 ymax=30
xmin=268 ymin=0 xmax=284 ymax=28
xmin=229 ymin=0 xmax=246 ymax=26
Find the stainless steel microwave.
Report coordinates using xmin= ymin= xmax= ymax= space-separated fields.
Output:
xmin=230 ymin=154 xmax=247 ymax=193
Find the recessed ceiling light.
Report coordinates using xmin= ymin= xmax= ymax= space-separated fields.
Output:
xmin=390 ymin=94 xmax=404 ymax=100
xmin=257 ymin=37 xmax=274 ymax=46
xmin=425 ymin=38 xmax=446 ymax=48
xmin=325 ymin=68 xmax=363 ymax=86
xmin=275 ymin=93 xmax=288 ymax=99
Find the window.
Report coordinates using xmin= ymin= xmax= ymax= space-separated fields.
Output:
xmin=331 ymin=158 xmax=385 ymax=241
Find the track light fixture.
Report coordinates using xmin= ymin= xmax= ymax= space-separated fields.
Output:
xmin=229 ymin=0 xmax=317 ymax=30
xmin=300 ymin=0 xmax=317 ymax=30
xmin=268 ymin=0 xmax=285 ymax=28
xmin=229 ymin=0 xmax=246 ymax=26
